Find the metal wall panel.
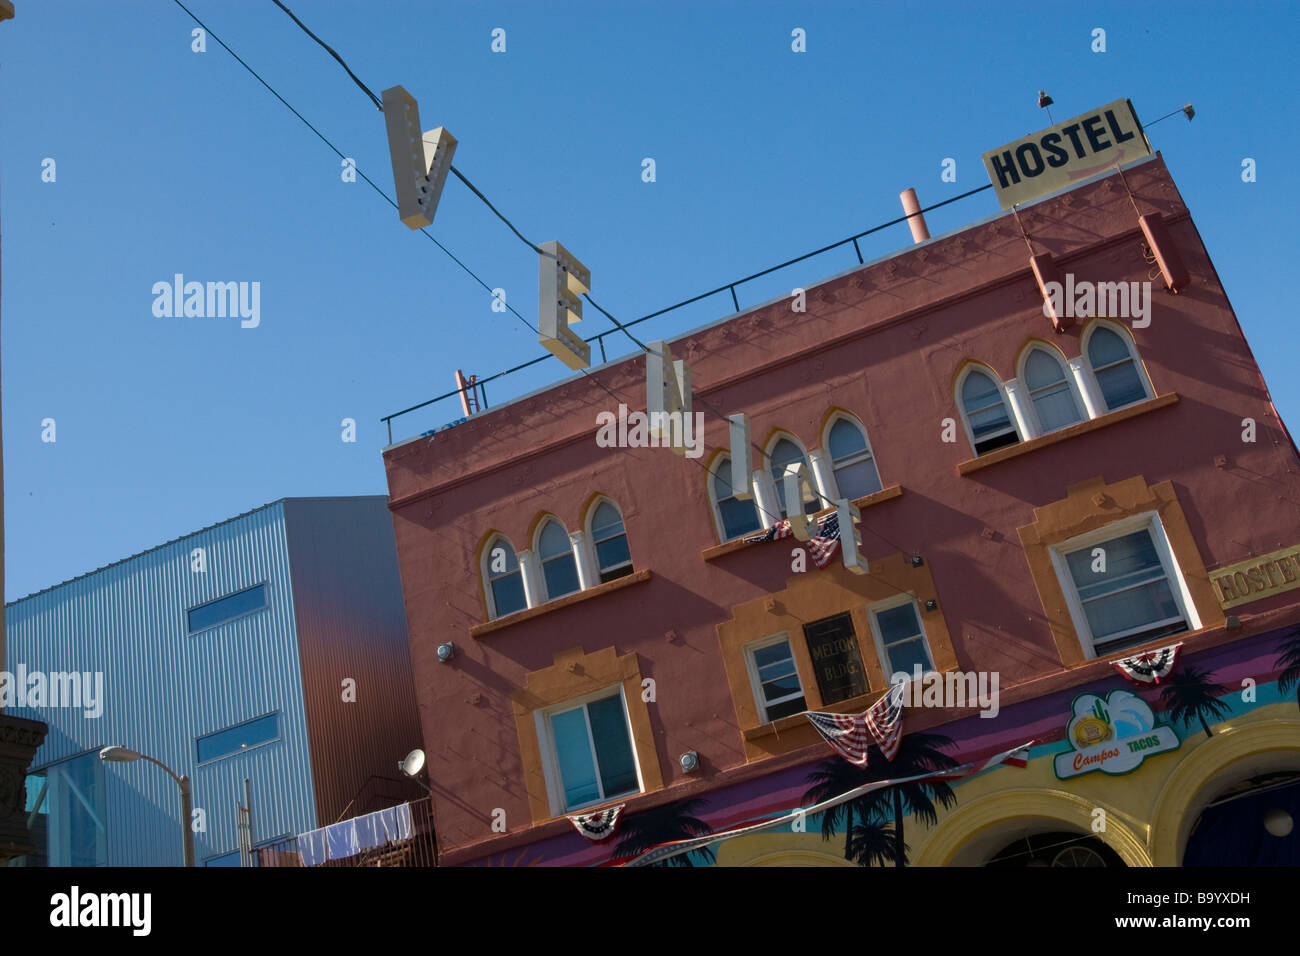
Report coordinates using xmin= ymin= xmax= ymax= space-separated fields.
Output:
xmin=282 ymin=497 xmax=423 ymax=825
xmin=4 ymin=501 xmax=319 ymax=866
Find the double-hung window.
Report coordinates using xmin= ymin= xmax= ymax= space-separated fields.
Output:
xmin=539 ymin=689 xmax=641 ymax=813
xmin=868 ymin=598 xmax=935 ymax=678
xmin=1053 ymin=516 xmax=1193 ymax=657
xmin=744 ymin=634 xmax=807 ymax=722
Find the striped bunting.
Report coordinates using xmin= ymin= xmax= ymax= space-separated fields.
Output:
xmin=609 ymin=741 xmax=1034 ymax=867
xmin=805 ymin=683 xmax=905 ymax=766
xmin=1110 ymin=641 xmax=1183 ymax=685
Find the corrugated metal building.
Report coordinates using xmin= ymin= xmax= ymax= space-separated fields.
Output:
xmin=3 ymin=496 xmax=422 ymax=866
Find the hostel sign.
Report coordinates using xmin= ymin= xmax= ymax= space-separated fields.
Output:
xmin=1212 ymin=544 xmax=1300 ymax=609
xmin=1054 ymin=691 xmax=1179 ymax=780
xmin=982 ymin=99 xmax=1152 ymax=209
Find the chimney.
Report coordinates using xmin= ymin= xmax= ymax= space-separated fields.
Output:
xmin=900 ymin=188 xmax=930 ymax=243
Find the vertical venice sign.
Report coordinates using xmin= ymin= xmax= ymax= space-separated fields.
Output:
xmin=1054 ymin=690 xmax=1179 ymax=780
xmin=981 ymin=99 xmax=1151 ymax=209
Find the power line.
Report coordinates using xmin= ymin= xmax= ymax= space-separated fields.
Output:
xmin=270 ymin=0 xmax=383 ymax=110
xmin=173 ymin=0 xmax=1025 ymax=584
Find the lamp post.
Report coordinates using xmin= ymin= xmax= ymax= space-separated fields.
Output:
xmin=99 ymin=746 xmax=195 ymax=867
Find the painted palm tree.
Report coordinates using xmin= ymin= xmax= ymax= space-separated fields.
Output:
xmin=1159 ymin=664 xmax=1231 ymax=738
xmin=612 ymin=797 xmax=715 ymax=867
xmin=1275 ymin=626 xmax=1300 ymax=709
xmin=804 ymin=731 xmax=957 ymax=867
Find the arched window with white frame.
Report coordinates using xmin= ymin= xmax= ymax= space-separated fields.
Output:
xmin=1084 ymin=322 xmax=1152 ymax=412
xmin=823 ymin=414 xmax=883 ymax=501
xmin=536 ymin=518 xmax=580 ymax=601
xmin=710 ymin=454 xmax=762 ymax=541
xmin=958 ymin=365 xmax=1020 ymax=456
xmin=587 ymin=499 xmax=633 ymax=584
xmin=766 ymin=435 xmax=820 ymax=520
xmin=1019 ymin=344 xmax=1084 ymax=434
xmin=482 ymin=534 xmax=526 ymax=619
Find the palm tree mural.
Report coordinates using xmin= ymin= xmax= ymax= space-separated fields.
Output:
xmin=612 ymin=798 xmax=715 ymax=867
xmin=803 ymin=732 xmax=958 ymax=867
xmin=1159 ymin=664 xmax=1231 ymax=738
xmin=1275 ymin=626 xmax=1300 ymax=709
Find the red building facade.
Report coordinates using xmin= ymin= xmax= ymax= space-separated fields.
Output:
xmin=383 ymin=154 xmax=1300 ymax=867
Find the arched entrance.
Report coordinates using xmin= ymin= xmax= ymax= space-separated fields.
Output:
xmin=1183 ymin=772 xmax=1300 ymax=865
xmin=1149 ymin=717 xmax=1300 ymax=865
xmin=914 ymin=789 xmax=1151 ymax=867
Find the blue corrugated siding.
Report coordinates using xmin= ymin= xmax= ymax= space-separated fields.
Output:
xmin=4 ymin=502 xmax=318 ymax=866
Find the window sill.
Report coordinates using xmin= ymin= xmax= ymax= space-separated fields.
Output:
xmin=702 ymin=484 xmax=904 ymax=561
xmin=470 ymin=569 xmax=653 ymax=637
xmin=742 ymin=688 xmax=885 ymax=743
xmin=957 ymin=393 xmax=1179 ymax=476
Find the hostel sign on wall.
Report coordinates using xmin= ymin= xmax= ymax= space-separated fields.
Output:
xmin=1054 ymin=690 xmax=1179 ymax=780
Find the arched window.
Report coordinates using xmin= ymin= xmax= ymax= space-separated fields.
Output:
xmin=825 ymin=416 xmax=883 ymax=501
xmin=711 ymin=455 xmax=762 ymax=541
xmin=1021 ymin=346 xmax=1083 ymax=433
xmin=959 ymin=367 xmax=1020 ymax=455
xmin=537 ymin=519 xmax=580 ymax=601
xmin=483 ymin=535 xmax=526 ymax=619
xmin=589 ymin=500 xmax=633 ymax=584
xmin=768 ymin=436 xmax=820 ymax=519
xmin=1086 ymin=324 xmax=1151 ymax=411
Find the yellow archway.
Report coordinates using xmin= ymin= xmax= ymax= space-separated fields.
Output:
xmin=1149 ymin=716 xmax=1300 ymax=865
xmin=913 ymin=788 xmax=1152 ymax=867
xmin=715 ymin=830 xmax=856 ymax=867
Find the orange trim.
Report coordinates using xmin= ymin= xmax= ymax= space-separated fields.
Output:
xmin=957 ymin=393 xmax=1178 ymax=475
xmin=471 ymin=569 xmax=652 ymax=638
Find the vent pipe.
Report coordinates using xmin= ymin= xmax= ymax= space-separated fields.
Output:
xmin=900 ymin=188 xmax=930 ymax=243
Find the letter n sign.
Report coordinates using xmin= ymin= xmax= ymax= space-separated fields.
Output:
xmin=539 ymin=240 xmax=591 ymax=370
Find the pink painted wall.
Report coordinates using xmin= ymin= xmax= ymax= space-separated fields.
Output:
xmin=383 ymin=155 xmax=1300 ymax=859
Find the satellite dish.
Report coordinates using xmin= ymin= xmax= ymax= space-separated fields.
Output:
xmin=399 ymin=748 xmax=426 ymax=779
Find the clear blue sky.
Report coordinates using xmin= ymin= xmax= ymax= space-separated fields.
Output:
xmin=2 ymin=1 xmax=1296 ymax=602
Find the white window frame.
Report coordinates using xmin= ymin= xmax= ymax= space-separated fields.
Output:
xmin=1048 ymin=511 xmax=1200 ymax=660
xmin=743 ymin=632 xmax=807 ymax=723
xmin=533 ymin=515 xmax=581 ymax=603
xmin=956 ymin=364 xmax=1021 ymax=455
xmin=708 ymin=453 xmax=762 ymax=542
xmin=1082 ymin=319 xmax=1153 ymax=412
xmin=1017 ymin=343 xmax=1085 ymax=435
xmin=821 ymin=413 xmax=883 ymax=501
xmin=866 ymin=593 xmax=937 ymax=681
xmin=481 ymin=534 xmax=524 ymax=620
xmin=534 ymin=684 xmax=644 ymax=816
xmin=585 ymin=496 xmax=633 ymax=582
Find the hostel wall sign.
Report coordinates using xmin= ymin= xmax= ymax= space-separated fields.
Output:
xmin=1054 ymin=690 xmax=1179 ymax=780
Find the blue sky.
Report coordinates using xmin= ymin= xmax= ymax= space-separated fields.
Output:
xmin=2 ymin=1 xmax=1296 ymax=602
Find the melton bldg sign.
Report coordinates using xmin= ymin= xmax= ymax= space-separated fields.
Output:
xmin=1212 ymin=545 xmax=1300 ymax=610
xmin=981 ymin=99 xmax=1152 ymax=209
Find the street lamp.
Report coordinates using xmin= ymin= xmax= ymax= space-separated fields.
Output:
xmin=99 ymin=746 xmax=195 ymax=867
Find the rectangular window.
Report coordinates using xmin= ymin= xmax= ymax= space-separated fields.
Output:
xmin=197 ymin=713 xmax=280 ymax=764
xmin=542 ymin=690 xmax=640 ymax=812
xmin=187 ymin=583 xmax=268 ymax=634
xmin=869 ymin=599 xmax=935 ymax=678
xmin=802 ymin=613 xmax=869 ymax=706
xmin=745 ymin=635 xmax=808 ymax=722
xmin=1055 ymin=519 xmax=1191 ymax=656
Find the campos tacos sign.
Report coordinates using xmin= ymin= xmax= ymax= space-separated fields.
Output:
xmin=1054 ymin=690 xmax=1179 ymax=780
